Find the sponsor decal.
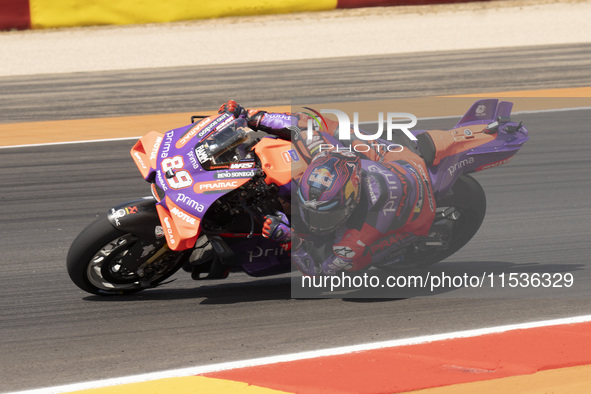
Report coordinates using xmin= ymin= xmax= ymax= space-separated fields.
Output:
xmin=110 ymin=206 xmax=138 ymax=226
xmin=110 ymin=209 xmax=121 ymax=226
xmin=404 ymin=164 xmax=424 ymax=215
xmin=304 ymin=135 xmax=324 ymax=156
xmin=193 ymin=178 xmax=250 ymax=193
xmin=289 ymin=149 xmax=300 ymax=161
xmin=215 ymin=170 xmax=256 ymax=179
xmin=156 ymin=170 xmax=168 ymax=191
xmin=368 ymin=164 xmax=401 ymax=216
xmin=230 ymin=162 xmax=255 ymax=169
xmin=198 ymin=180 xmax=239 ymax=190
xmin=327 ymin=256 xmax=352 ymax=271
xmin=247 ymin=246 xmax=286 ymax=263
xmin=476 ymin=157 xmax=511 ymax=172
xmin=333 ymin=245 xmax=355 ymax=259
xmin=162 ymin=216 xmax=176 ymax=245
xmin=175 ymin=193 xmax=205 ymax=213
xmin=176 ymin=117 xmax=211 ymax=149
xmin=197 ymin=113 xmax=234 ymax=142
xmin=133 ymin=152 xmax=147 ymax=169
xmin=447 ymin=156 xmax=475 ymax=176
xmin=195 ymin=145 xmax=209 ymax=164
xmin=475 ymin=104 xmax=487 ymax=116
xmin=366 ymin=175 xmax=379 ymax=205
xmin=155 ymin=226 xmax=165 ymax=239
xmin=187 ymin=150 xmax=200 ymax=170
xmin=160 ymin=130 xmax=174 ymax=159
xmin=149 ymin=136 xmax=163 ymax=161
xmin=265 ymin=113 xmax=292 ymax=121
xmin=170 ymin=206 xmax=197 ymax=225
xmin=370 ymin=232 xmax=411 ymax=253
xmin=281 ymin=149 xmax=300 ymax=164
xmin=415 ymin=162 xmax=434 ymax=212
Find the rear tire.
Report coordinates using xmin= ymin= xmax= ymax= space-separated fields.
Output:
xmin=379 ymin=174 xmax=486 ymax=270
xmin=67 ymin=217 xmax=188 ymax=295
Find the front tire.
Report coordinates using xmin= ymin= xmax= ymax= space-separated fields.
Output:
xmin=67 ymin=217 xmax=188 ymax=295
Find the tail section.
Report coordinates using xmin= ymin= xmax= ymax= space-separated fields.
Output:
xmin=454 ymin=99 xmax=514 ymax=128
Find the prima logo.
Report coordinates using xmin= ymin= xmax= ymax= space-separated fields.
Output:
xmin=447 ymin=157 xmax=475 ymax=176
xmin=187 ymin=150 xmax=200 ymax=169
xmin=368 ymin=164 xmax=400 ymax=216
xmin=176 ymin=193 xmax=205 ymax=213
xmin=160 ymin=131 xmax=174 ymax=159
xmin=247 ymin=246 xmax=286 ymax=262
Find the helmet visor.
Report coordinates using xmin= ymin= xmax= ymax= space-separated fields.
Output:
xmin=299 ymin=197 xmax=350 ymax=234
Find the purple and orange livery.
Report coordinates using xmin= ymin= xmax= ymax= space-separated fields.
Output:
xmin=414 ymin=99 xmax=529 ymax=199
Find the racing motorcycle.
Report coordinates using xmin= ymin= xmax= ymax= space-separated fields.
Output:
xmin=67 ymin=99 xmax=529 ymax=295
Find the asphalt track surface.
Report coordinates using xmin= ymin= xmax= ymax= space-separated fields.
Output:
xmin=1 ymin=43 xmax=590 ymax=392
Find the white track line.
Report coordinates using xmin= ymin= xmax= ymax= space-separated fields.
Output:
xmin=1 ymin=106 xmax=590 ymax=150
xmin=0 ymin=136 xmax=141 ymax=150
xmin=8 ymin=314 xmax=591 ymax=394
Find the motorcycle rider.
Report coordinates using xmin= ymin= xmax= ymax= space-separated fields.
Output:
xmin=218 ymin=100 xmax=436 ymax=275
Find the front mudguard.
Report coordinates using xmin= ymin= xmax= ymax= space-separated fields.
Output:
xmin=107 ymin=197 xmax=162 ymax=242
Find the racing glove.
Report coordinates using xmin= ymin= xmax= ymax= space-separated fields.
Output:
xmin=218 ymin=100 xmax=245 ymax=118
xmin=291 ymin=246 xmax=322 ymax=275
xmin=246 ymin=109 xmax=267 ymax=130
xmin=262 ymin=211 xmax=292 ymax=247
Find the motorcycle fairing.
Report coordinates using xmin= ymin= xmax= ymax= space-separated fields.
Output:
xmin=454 ymin=99 xmax=512 ymax=127
xmin=417 ymin=100 xmax=529 ymax=200
xmin=253 ymin=137 xmax=307 ymax=193
xmin=423 ymin=126 xmax=496 ymax=167
xmin=192 ymin=178 xmax=251 ymax=194
xmin=130 ymin=131 xmax=164 ymax=180
xmin=155 ymin=196 xmax=201 ymax=251
xmin=130 ymin=115 xmax=269 ymax=251
xmin=174 ymin=113 xmax=233 ymax=150
xmin=125 ymin=101 xmax=530 ymax=275
xmin=213 ymin=236 xmax=291 ymax=277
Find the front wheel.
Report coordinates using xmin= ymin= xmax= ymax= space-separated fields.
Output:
xmin=67 ymin=217 xmax=189 ymax=295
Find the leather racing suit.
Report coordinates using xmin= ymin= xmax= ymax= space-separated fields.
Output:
xmin=219 ymin=101 xmax=436 ymax=275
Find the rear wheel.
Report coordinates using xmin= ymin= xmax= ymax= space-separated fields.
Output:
xmin=378 ymin=174 xmax=486 ymax=270
xmin=67 ymin=217 xmax=189 ymax=295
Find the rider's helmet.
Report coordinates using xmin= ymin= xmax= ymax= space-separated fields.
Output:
xmin=297 ymin=150 xmax=361 ymax=235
